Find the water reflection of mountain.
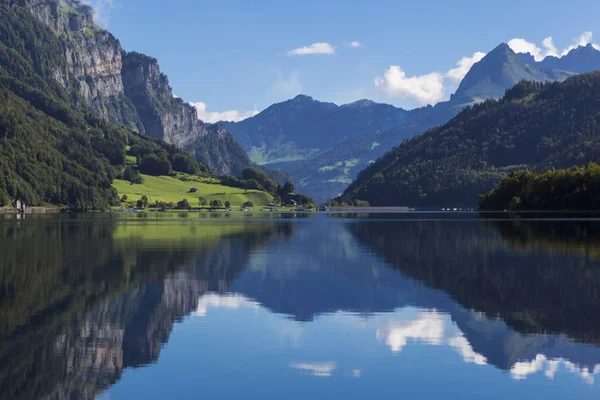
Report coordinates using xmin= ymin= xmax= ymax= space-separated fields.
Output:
xmin=228 ymin=217 xmax=600 ymax=375
xmin=0 ymin=218 xmax=290 ymax=400
xmin=3 ymin=216 xmax=600 ymax=398
xmin=348 ymin=219 xmax=600 ymax=343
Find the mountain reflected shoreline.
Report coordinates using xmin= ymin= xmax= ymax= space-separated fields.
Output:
xmin=2 ymin=214 xmax=600 ymax=399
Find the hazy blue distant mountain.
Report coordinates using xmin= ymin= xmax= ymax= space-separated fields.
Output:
xmin=222 ymin=95 xmax=411 ymax=165
xmin=529 ymin=43 xmax=600 ymax=74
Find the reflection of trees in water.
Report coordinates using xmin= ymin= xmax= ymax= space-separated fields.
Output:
xmin=348 ymin=219 xmax=600 ymax=345
xmin=0 ymin=218 xmax=291 ymax=400
xmin=487 ymin=219 xmax=600 ymax=260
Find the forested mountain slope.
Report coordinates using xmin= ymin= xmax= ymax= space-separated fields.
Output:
xmin=336 ymin=72 xmax=600 ymax=207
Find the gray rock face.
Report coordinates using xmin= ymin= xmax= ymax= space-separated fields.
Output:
xmin=121 ymin=52 xmax=201 ymax=146
xmin=15 ymin=0 xmax=248 ymax=174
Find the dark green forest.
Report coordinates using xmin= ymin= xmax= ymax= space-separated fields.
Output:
xmin=338 ymin=74 xmax=600 ymax=207
xmin=478 ymin=162 xmax=600 ymax=210
xmin=0 ymin=5 xmax=210 ymax=210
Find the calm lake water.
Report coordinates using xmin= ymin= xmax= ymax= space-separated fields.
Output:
xmin=2 ymin=213 xmax=600 ymax=399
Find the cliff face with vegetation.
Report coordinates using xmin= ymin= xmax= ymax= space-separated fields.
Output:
xmin=3 ymin=0 xmax=249 ymax=175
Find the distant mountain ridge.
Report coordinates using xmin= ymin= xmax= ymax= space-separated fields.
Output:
xmin=222 ymin=95 xmax=412 ymax=165
xmin=519 ymin=43 xmax=600 ymax=74
xmin=226 ymin=42 xmax=600 ymax=202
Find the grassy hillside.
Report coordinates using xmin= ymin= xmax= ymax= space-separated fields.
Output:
xmin=113 ymin=173 xmax=273 ymax=208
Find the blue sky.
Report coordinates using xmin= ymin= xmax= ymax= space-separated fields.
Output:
xmin=86 ymin=0 xmax=600 ymax=122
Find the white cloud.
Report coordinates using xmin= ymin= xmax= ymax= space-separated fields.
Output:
xmin=508 ymin=31 xmax=600 ymax=61
xmin=287 ymin=42 xmax=335 ymax=56
xmin=289 ymin=362 xmax=337 ymax=377
xmin=345 ymin=41 xmax=363 ymax=48
xmin=190 ymin=102 xmax=259 ymax=123
xmin=374 ymin=67 xmax=446 ymax=106
xmin=561 ymin=31 xmax=600 ymax=54
xmin=446 ymin=52 xmax=487 ymax=83
xmin=82 ymin=0 xmax=118 ymax=28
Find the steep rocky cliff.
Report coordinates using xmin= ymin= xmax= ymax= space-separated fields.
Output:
xmin=3 ymin=0 xmax=249 ymax=175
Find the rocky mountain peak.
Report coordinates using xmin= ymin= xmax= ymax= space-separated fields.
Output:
xmin=292 ymin=94 xmax=314 ymax=102
xmin=343 ymin=99 xmax=377 ymax=108
xmin=452 ymin=42 xmax=549 ymax=103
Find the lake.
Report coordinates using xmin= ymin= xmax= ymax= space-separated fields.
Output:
xmin=2 ymin=213 xmax=600 ymax=399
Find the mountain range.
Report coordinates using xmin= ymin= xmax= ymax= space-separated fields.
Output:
xmin=3 ymin=0 xmax=600 ymax=206
xmin=225 ymin=42 xmax=600 ymax=202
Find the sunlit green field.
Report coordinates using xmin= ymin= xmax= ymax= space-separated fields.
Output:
xmin=112 ymin=173 xmax=274 ymax=208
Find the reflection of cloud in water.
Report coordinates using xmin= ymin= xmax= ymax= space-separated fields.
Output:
xmin=193 ymin=293 xmax=304 ymax=344
xmin=376 ymin=311 xmax=445 ymax=352
xmin=511 ymin=355 xmax=600 ymax=384
xmin=448 ymin=335 xmax=487 ymax=366
xmin=193 ymin=296 xmax=599 ymax=385
xmin=191 ymin=293 xmax=259 ymax=317
xmin=289 ymin=362 xmax=337 ymax=377
xmin=376 ymin=310 xmax=487 ymax=366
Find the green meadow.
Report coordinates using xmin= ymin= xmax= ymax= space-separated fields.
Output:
xmin=112 ymin=173 xmax=274 ymax=208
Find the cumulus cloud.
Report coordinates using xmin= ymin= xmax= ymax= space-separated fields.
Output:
xmin=345 ymin=41 xmax=363 ymax=48
xmin=375 ymin=67 xmax=445 ymax=106
xmin=446 ymin=52 xmax=487 ymax=83
xmin=82 ymin=0 xmax=118 ymax=28
xmin=508 ymin=31 xmax=600 ymax=61
xmin=190 ymin=102 xmax=259 ymax=123
xmin=287 ymin=42 xmax=335 ymax=56
xmin=374 ymin=51 xmax=486 ymax=105
xmin=289 ymin=362 xmax=337 ymax=377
